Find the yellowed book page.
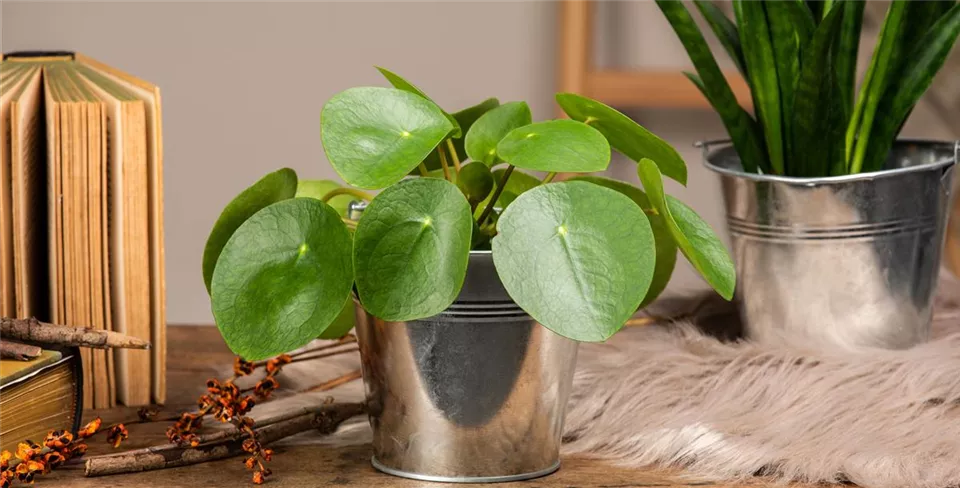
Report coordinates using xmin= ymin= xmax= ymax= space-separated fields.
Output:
xmin=77 ymin=56 xmax=165 ymax=404
xmin=41 ymin=66 xmax=65 ymax=325
xmin=77 ymin=68 xmax=151 ymax=406
xmin=10 ymin=66 xmax=47 ymax=319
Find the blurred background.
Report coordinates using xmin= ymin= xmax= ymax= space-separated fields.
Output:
xmin=3 ymin=1 xmax=957 ymax=325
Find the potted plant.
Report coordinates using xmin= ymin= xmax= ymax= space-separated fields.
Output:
xmin=202 ymin=67 xmax=734 ymax=482
xmin=657 ymin=0 xmax=960 ymax=349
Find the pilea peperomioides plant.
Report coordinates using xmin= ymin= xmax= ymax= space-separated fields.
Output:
xmin=203 ymin=68 xmax=735 ymax=360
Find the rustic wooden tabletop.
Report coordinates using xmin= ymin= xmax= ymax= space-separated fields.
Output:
xmin=43 ymin=325 xmax=812 ymax=488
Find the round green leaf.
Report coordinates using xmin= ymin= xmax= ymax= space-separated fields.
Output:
xmin=496 ymin=119 xmax=611 ymax=173
xmin=457 ymin=162 xmax=495 ymax=207
xmin=465 ymin=102 xmax=533 ymax=165
xmin=556 ymin=93 xmax=688 ymax=185
xmin=202 ymin=168 xmax=297 ymax=294
xmin=376 ymin=66 xmax=461 ymax=138
xmin=636 ymin=159 xmax=735 ymax=299
xmin=296 ymin=179 xmax=353 ymax=217
xmin=321 ymin=87 xmax=453 ymax=190
xmin=492 ymin=181 xmax=656 ymax=342
xmin=571 ymin=176 xmax=677 ymax=307
xmin=318 ymin=297 xmax=356 ymax=340
xmin=354 ymin=178 xmax=473 ymax=321
xmin=412 ymin=97 xmax=500 ymax=175
xmin=211 ymin=198 xmax=354 ymax=360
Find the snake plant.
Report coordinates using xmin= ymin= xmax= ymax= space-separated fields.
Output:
xmin=657 ymin=0 xmax=960 ymax=176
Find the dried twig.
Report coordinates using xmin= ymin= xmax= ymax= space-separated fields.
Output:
xmin=303 ymin=369 xmax=362 ymax=393
xmin=0 ymin=340 xmax=42 ymax=361
xmin=83 ymin=402 xmax=365 ymax=477
xmin=1 ymin=317 xmax=149 ymax=350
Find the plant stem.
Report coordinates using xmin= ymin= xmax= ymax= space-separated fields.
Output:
xmin=541 ymin=172 xmax=557 ymax=184
xmin=477 ymin=165 xmax=514 ymax=226
xmin=418 ymin=162 xmax=429 ymax=176
xmin=445 ymin=139 xmax=462 ymax=173
xmin=438 ymin=144 xmax=453 ymax=181
xmin=320 ymin=187 xmax=373 ymax=203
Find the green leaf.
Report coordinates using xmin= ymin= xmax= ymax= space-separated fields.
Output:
xmin=766 ymin=0 xmax=810 ymax=174
xmin=656 ymin=0 xmax=769 ymax=174
xmin=792 ymin=3 xmax=847 ymax=177
xmin=353 ymin=178 xmax=472 ymax=321
xmin=835 ymin=0 xmax=865 ymax=116
xmin=736 ymin=0 xmax=785 ymax=175
xmin=555 ymin=93 xmax=687 ymax=185
xmin=318 ymin=298 xmax=356 ymax=340
xmin=693 ymin=0 xmax=748 ymax=79
xmin=376 ymin=66 xmax=461 ymax=138
xmin=571 ymin=176 xmax=677 ymax=307
xmin=296 ymin=179 xmax=353 ymax=217
xmin=464 ymin=102 xmax=533 ymax=166
xmin=847 ymin=0 xmax=908 ymax=173
xmin=637 ymin=159 xmax=735 ymax=300
xmin=860 ymin=3 xmax=960 ymax=173
xmin=415 ymin=97 xmax=500 ymax=175
xmin=321 ymin=87 xmax=453 ymax=189
xmin=496 ymin=120 xmax=610 ymax=173
xmin=492 ymin=181 xmax=656 ymax=341
xmin=474 ymin=167 xmax=541 ymax=219
xmin=457 ymin=161 xmax=495 ymax=207
xmin=211 ymin=198 xmax=353 ymax=360
xmin=202 ymin=168 xmax=297 ymax=294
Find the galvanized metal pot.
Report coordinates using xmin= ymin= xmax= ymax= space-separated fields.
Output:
xmin=703 ymin=140 xmax=959 ymax=350
xmin=353 ymin=251 xmax=579 ymax=483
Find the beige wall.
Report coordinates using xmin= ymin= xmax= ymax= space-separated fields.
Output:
xmin=3 ymin=1 xmax=953 ymax=324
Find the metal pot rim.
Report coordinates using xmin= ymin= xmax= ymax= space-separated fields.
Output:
xmin=699 ymin=138 xmax=959 ymax=186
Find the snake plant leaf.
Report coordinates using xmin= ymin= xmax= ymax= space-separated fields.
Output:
xmin=736 ymin=0 xmax=785 ymax=175
xmin=847 ymin=0 xmax=908 ymax=172
xmin=496 ymin=119 xmax=610 ymax=173
xmin=202 ymin=168 xmax=297 ymax=294
xmin=555 ymin=93 xmax=687 ymax=185
xmin=318 ymin=298 xmax=356 ymax=340
xmin=295 ymin=179 xmax=353 ymax=217
xmin=861 ymin=3 xmax=960 ymax=174
xmin=836 ymin=0 xmax=865 ymax=115
xmin=492 ymin=181 xmax=655 ymax=342
xmin=457 ymin=161 xmax=495 ymax=207
xmin=376 ymin=66 xmax=461 ymax=138
xmin=656 ymin=0 xmax=768 ymax=175
xmin=766 ymin=0 xmax=813 ymax=174
xmin=416 ymin=97 xmax=500 ymax=174
xmin=321 ymin=87 xmax=453 ymax=189
xmin=571 ymin=176 xmax=677 ymax=307
xmin=353 ymin=178 xmax=472 ymax=321
xmin=793 ymin=3 xmax=847 ymax=177
xmin=211 ymin=198 xmax=354 ymax=360
xmin=693 ymin=0 xmax=747 ymax=79
xmin=464 ymin=102 xmax=533 ymax=166
xmin=637 ymin=159 xmax=735 ymax=300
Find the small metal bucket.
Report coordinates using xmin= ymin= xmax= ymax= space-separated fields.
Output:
xmin=703 ymin=139 xmax=959 ymax=350
xmin=354 ymin=251 xmax=579 ymax=483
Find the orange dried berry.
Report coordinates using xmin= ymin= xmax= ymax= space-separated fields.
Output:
xmin=234 ymin=357 xmax=256 ymax=377
xmin=1 ymin=470 xmax=13 ymax=488
xmin=106 ymin=424 xmax=129 ymax=448
xmin=252 ymin=470 xmax=266 ymax=485
xmin=0 ymin=450 xmax=12 ymax=469
xmin=253 ymin=376 xmax=280 ymax=399
xmin=15 ymin=442 xmax=38 ymax=461
xmin=261 ymin=448 xmax=274 ymax=462
xmin=68 ymin=442 xmax=88 ymax=457
xmin=265 ymin=354 xmax=291 ymax=376
xmin=77 ymin=417 xmax=103 ymax=438
xmin=244 ymin=457 xmax=257 ymax=470
xmin=44 ymin=430 xmax=73 ymax=449
xmin=206 ymin=378 xmax=222 ymax=393
xmin=42 ymin=450 xmax=66 ymax=469
xmin=242 ymin=438 xmax=258 ymax=453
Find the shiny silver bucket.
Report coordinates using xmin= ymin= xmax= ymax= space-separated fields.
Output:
xmin=354 ymin=251 xmax=579 ymax=483
xmin=703 ymin=139 xmax=959 ymax=350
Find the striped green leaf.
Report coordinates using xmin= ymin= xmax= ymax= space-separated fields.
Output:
xmin=693 ymin=0 xmax=747 ymax=78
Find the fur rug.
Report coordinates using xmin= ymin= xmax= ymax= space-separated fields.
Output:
xmin=248 ymin=273 xmax=960 ymax=488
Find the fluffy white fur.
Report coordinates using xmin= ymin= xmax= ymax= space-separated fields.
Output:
xmin=238 ymin=275 xmax=960 ymax=487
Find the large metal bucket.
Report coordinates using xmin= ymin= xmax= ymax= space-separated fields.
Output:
xmin=354 ymin=251 xmax=579 ymax=483
xmin=703 ymin=139 xmax=959 ymax=350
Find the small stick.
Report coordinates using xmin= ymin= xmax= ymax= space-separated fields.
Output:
xmin=1 ymin=317 xmax=149 ymax=350
xmin=0 ymin=339 xmax=42 ymax=360
xmin=83 ymin=402 xmax=365 ymax=477
xmin=303 ymin=369 xmax=363 ymax=393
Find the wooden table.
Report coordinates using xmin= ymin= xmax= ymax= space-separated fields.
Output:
xmin=47 ymin=325 xmax=805 ymax=487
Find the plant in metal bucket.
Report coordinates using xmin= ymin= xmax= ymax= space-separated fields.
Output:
xmin=202 ymin=67 xmax=735 ymax=360
xmin=657 ymin=0 xmax=960 ymax=176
